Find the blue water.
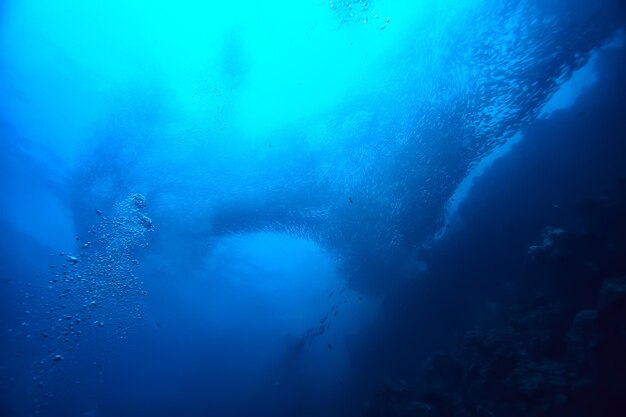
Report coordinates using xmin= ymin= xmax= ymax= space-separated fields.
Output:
xmin=1 ymin=1 xmax=625 ymax=416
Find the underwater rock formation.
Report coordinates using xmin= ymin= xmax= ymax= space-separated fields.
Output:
xmin=368 ymin=180 xmax=626 ymax=417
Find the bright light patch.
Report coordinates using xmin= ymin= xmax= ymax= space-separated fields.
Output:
xmin=203 ymin=232 xmax=339 ymax=329
xmin=0 ymin=0 xmax=438 ymax=157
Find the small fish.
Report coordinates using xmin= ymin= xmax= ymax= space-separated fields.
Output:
xmin=348 ymin=197 xmax=353 ymax=204
xmin=327 ymin=343 xmax=332 ymax=349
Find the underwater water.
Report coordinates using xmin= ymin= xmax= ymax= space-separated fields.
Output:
xmin=1 ymin=0 xmax=625 ymax=416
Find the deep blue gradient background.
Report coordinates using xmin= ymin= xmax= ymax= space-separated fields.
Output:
xmin=1 ymin=1 xmax=625 ymax=416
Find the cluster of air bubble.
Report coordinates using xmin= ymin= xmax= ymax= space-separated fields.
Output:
xmin=328 ymin=0 xmax=389 ymax=27
xmin=77 ymin=193 xmax=152 ymax=314
xmin=21 ymin=194 xmax=152 ymax=414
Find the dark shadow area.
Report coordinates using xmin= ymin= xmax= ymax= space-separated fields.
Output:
xmin=350 ymin=37 xmax=626 ymax=417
